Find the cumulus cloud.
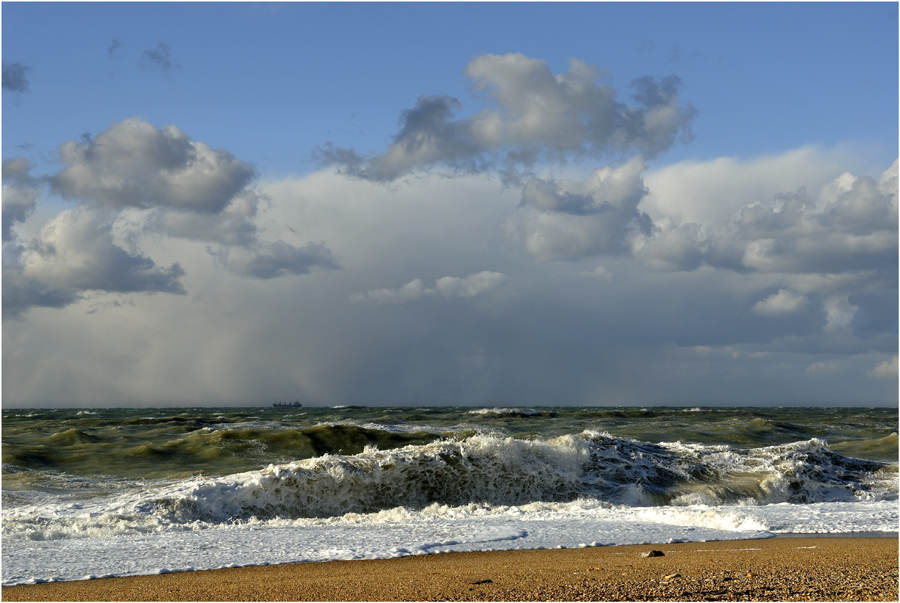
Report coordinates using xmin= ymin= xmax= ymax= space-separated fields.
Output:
xmin=752 ymin=289 xmax=806 ymax=316
xmin=317 ymin=53 xmax=696 ymax=183
xmin=140 ymin=42 xmax=179 ymax=76
xmin=3 ymin=205 xmax=185 ymax=320
xmin=2 ymin=62 xmax=31 ymax=93
xmin=211 ymin=241 xmax=340 ymax=280
xmin=3 ymin=119 xmax=340 ymax=319
xmin=629 ymin=158 xmax=898 ymax=276
xmin=2 ymin=158 xmax=40 ymax=242
xmin=641 ymin=147 xmax=857 ymax=225
xmin=317 ymin=95 xmax=485 ymax=182
xmin=869 ymin=355 xmax=898 ymax=379
xmin=823 ymin=295 xmax=858 ymax=333
xmin=48 ymin=118 xmax=338 ymax=276
xmin=5 ymin=161 xmax=895 ymax=406
xmin=728 ymin=167 xmax=898 ymax=275
xmin=351 ymin=271 xmax=505 ymax=304
xmin=435 ymin=271 xmax=507 ymax=297
xmin=51 ymin=118 xmax=257 ymax=214
xmin=507 ymin=157 xmax=654 ymax=260
xmin=500 ymin=151 xmax=895 ymax=342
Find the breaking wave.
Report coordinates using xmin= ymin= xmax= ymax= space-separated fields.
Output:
xmin=4 ymin=431 xmax=895 ymax=542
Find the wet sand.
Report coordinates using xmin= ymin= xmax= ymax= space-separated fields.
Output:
xmin=3 ymin=536 xmax=897 ymax=601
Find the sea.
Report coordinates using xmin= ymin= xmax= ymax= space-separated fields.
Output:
xmin=2 ymin=405 xmax=897 ymax=586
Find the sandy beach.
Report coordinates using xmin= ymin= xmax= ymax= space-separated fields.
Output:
xmin=3 ymin=536 xmax=897 ymax=602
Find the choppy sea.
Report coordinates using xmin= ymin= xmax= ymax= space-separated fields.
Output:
xmin=2 ymin=405 xmax=897 ymax=585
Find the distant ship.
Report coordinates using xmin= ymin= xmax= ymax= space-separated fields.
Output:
xmin=272 ymin=401 xmax=302 ymax=408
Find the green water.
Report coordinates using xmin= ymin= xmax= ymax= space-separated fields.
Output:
xmin=2 ymin=406 xmax=897 ymax=488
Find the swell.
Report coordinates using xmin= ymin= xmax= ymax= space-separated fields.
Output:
xmin=2 ymin=423 xmax=445 ymax=479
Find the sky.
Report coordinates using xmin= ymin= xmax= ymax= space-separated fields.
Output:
xmin=2 ymin=2 xmax=897 ymax=408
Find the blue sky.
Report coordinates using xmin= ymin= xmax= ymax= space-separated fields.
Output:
xmin=3 ymin=2 xmax=897 ymax=407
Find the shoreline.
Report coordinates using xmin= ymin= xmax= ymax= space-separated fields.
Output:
xmin=4 ymin=536 xmax=897 ymax=601
xmin=772 ymin=530 xmax=898 ymax=538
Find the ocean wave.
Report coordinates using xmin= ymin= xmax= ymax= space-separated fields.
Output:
xmin=468 ymin=407 xmax=543 ymax=417
xmin=3 ymin=432 xmax=894 ymax=542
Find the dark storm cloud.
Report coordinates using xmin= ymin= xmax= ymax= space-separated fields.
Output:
xmin=2 ymin=62 xmax=32 ymax=93
xmin=317 ymin=53 xmax=697 ymax=184
xmin=140 ymin=42 xmax=179 ymax=76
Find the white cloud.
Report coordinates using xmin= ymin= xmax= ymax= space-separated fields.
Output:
xmin=752 ymin=289 xmax=806 ymax=316
xmin=728 ymin=165 xmax=898 ymax=275
xmin=508 ymin=157 xmax=653 ymax=260
xmin=435 ymin=271 xmax=506 ymax=297
xmin=3 ymin=119 xmax=344 ymax=319
xmin=52 ymin=118 xmax=255 ymax=214
xmin=352 ymin=271 xmax=505 ymax=304
xmin=823 ymin=295 xmax=858 ymax=333
xmin=869 ymin=355 xmax=898 ymax=379
xmin=641 ymin=147 xmax=858 ymax=225
xmin=318 ymin=52 xmax=696 ymax=183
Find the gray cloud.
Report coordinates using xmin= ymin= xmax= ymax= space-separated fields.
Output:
xmin=211 ymin=241 xmax=340 ymax=280
xmin=317 ymin=95 xmax=485 ymax=183
xmin=504 ymin=152 xmax=896 ymax=345
xmin=619 ymin=76 xmax=698 ymax=158
xmin=317 ymin=53 xmax=696 ymax=184
xmin=3 ymin=206 xmax=185 ymax=321
xmin=4 ymin=119 xmax=341 ymax=319
xmin=47 ymin=118 xmax=339 ymax=280
xmin=140 ymin=42 xmax=179 ymax=76
xmin=536 ymin=158 xmax=899 ymax=280
xmin=2 ymin=62 xmax=32 ymax=93
xmin=108 ymin=38 xmax=122 ymax=58
xmin=4 ymin=162 xmax=894 ymax=406
xmin=51 ymin=118 xmax=257 ymax=214
xmin=726 ymin=164 xmax=898 ymax=275
xmin=147 ymin=191 xmax=261 ymax=247
xmin=2 ymin=158 xmax=40 ymax=242
xmin=507 ymin=157 xmax=654 ymax=259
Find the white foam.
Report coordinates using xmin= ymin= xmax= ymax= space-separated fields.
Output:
xmin=4 ymin=429 xmax=896 ymax=585
xmin=7 ymin=497 xmax=896 ymax=586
